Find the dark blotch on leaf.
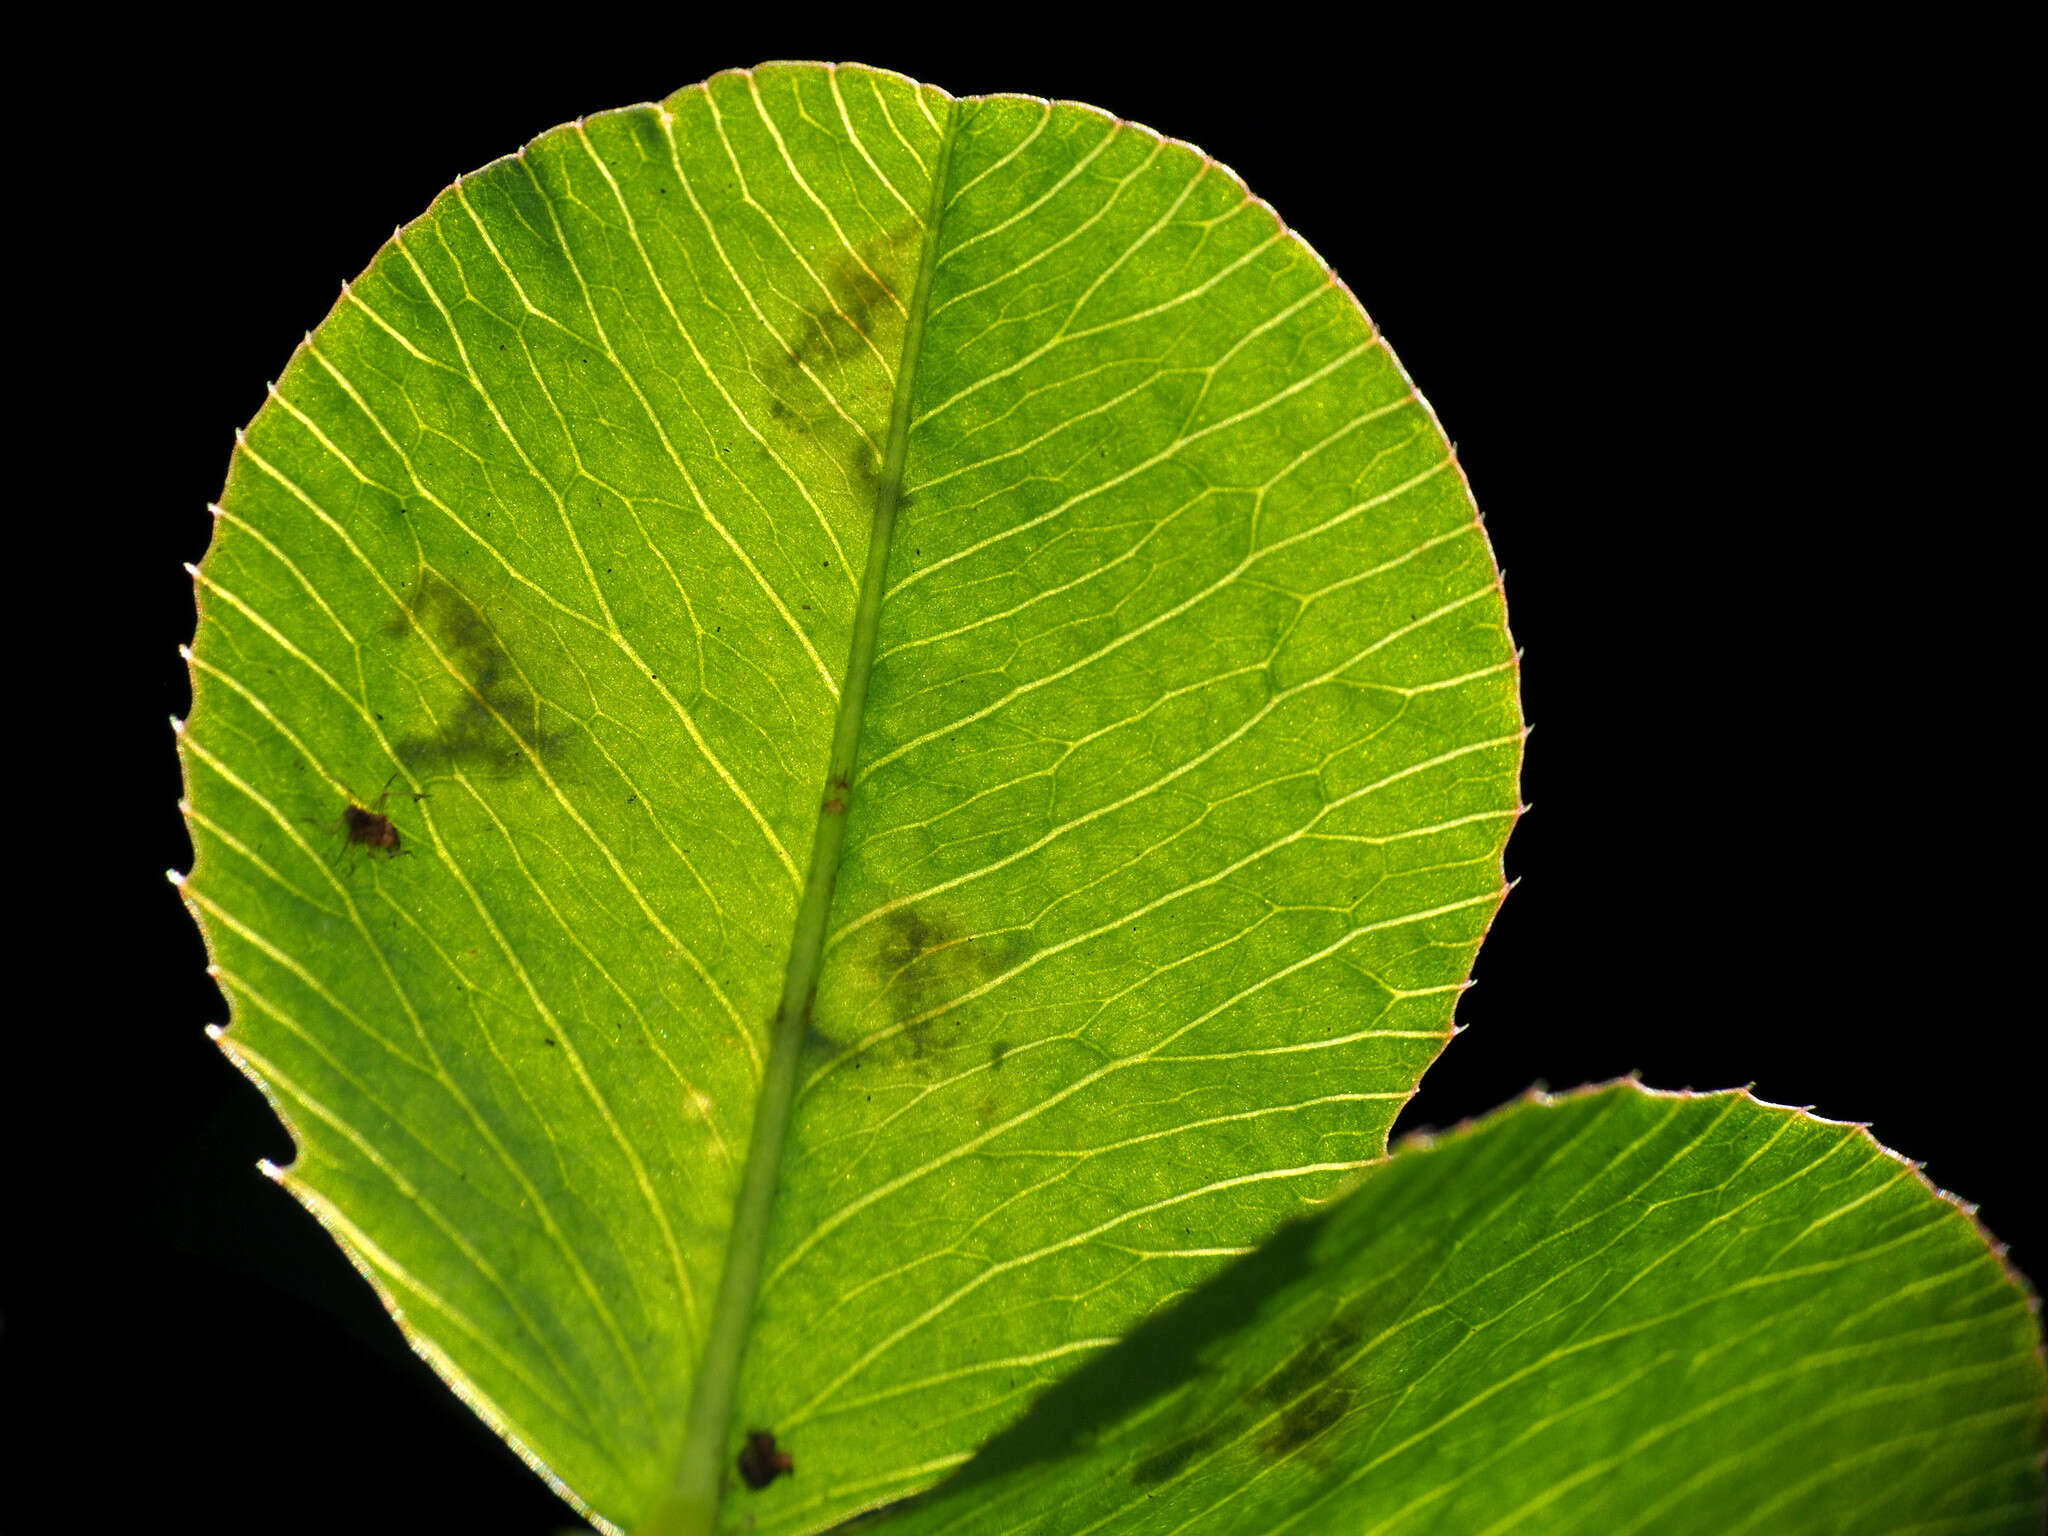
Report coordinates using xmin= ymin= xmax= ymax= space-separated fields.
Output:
xmin=811 ymin=905 xmax=1030 ymax=1075
xmin=751 ymin=219 xmax=921 ymax=495
xmin=737 ymin=1429 xmax=793 ymax=1491
xmin=1130 ymin=1423 xmax=1226 ymax=1486
xmin=1129 ymin=1315 xmax=1365 ymax=1485
xmin=1258 ymin=1317 xmax=1362 ymax=1414
xmin=388 ymin=569 xmax=565 ymax=774
xmin=1260 ymin=1374 xmax=1357 ymax=1460
xmin=870 ymin=907 xmax=1026 ymax=1067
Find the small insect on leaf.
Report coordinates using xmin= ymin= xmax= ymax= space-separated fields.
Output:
xmin=737 ymin=1429 xmax=793 ymax=1491
xmin=334 ymin=774 xmax=422 ymax=860
xmin=341 ymin=801 xmax=403 ymax=855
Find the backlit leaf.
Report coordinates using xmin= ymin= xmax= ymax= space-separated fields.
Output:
xmin=866 ymin=1083 xmax=2047 ymax=1536
xmin=177 ymin=63 xmax=1519 ymax=1534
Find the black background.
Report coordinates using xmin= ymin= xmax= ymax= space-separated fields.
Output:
xmin=11 ymin=14 xmax=2032 ymax=1533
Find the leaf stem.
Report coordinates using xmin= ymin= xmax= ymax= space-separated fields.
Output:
xmin=639 ymin=95 xmax=963 ymax=1536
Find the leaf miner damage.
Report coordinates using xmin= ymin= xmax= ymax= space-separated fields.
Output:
xmin=386 ymin=568 xmax=566 ymax=775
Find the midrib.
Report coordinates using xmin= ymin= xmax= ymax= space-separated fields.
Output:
xmin=643 ymin=94 xmax=965 ymax=1536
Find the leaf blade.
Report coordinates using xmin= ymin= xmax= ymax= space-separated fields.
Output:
xmin=178 ymin=64 xmax=1521 ymax=1534
xmin=863 ymin=1082 xmax=2048 ymax=1536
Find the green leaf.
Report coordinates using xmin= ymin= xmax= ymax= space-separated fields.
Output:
xmin=860 ymin=1082 xmax=2048 ymax=1536
xmin=176 ymin=64 xmax=1519 ymax=1533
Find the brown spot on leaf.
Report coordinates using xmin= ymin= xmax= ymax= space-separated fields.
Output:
xmin=737 ymin=1429 xmax=792 ymax=1491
